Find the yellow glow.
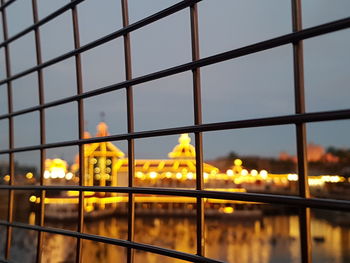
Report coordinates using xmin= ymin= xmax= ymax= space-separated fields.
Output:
xmin=65 ymin=172 xmax=73 ymax=180
xmin=322 ymin=175 xmax=342 ymax=183
xmin=4 ymin=175 xmax=10 ymax=182
xmin=222 ymin=206 xmax=234 ymax=214
xmin=259 ymin=170 xmax=268 ymax=179
xmin=241 ymin=169 xmax=248 ymax=176
xmin=203 ymin=173 xmax=209 ymax=180
xmin=44 ymin=171 xmax=50 ymax=179
xmin=308 ymin=178 xmax=324 ymax=186
xmin=251 ymin=169 xmax=258 ymax=176
xmin=165 ymin=172 xmax=172 ymax=178
xmin=281 ymin=178 xmax=288 ymax=184
xmin=85 ymin=204 xmax=94 ymax=212
xmin=136 ymin=171 xmax=143 ymax=178
xmin=250 ymin=169 xmax=258 ymax=176
xmin=226 ymin=169 xmax=234 ymax=176
xmin=45 ymin=158 xmax=68 ymax=180
xmin=234 ymin=159 xmax=242 ymax=166
xmin=34 ymin=188 xmax=248 ymax=207
xmin=67 ymin=191 xmax=79 ymax=197
xmin=149 ymin=171 xmax=157 ymax=179
xmin=287 ymin=173 xmax=298 ymax=181
xmin=26 ymin=172 xmax=34 ymax=179
xmin=186 ymin=172 xmax=194 ymax=180
xmin=29 ymin=195 xmax=37 ymax=203
xmin=168 ymin=133 xmax=196 ymax=159
xmin=176 ymin=173 xmax=183 ymax=179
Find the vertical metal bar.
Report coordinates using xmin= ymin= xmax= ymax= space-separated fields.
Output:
xmin=71 ymin=2 xmax=85 ymax=263
xmin=121 ymin=1 xmax=135 ymax=262
xmin=291 ymin=1 xmax=312 ymax=263
xmin=1 ymin=0 xmax=14 ymax=259
xmin=31 ymin=0 xmax=46 ymax=262
xmin=190 ymin=3 xmax=205 ymax=257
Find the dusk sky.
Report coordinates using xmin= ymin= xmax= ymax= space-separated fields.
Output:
xmin=0 ymin=0 xmax=349 ymax=167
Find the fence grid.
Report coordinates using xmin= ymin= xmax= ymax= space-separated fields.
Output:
xmin=0 ymin=1 xmax=349 ymax=263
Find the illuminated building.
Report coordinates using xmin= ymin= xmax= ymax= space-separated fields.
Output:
xmin=116 ymin=133 xmax=219 ymax=187
xmin=28 ymin=122 xmax=348 ymax=219
xmin=71 ymin=122 xmax=125 ymax=187
xmin=70 ymin=124 xmax=219 ymax=188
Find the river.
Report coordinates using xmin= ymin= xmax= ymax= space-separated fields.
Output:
xmin=1 ymin=211 xmax=350 ymax=263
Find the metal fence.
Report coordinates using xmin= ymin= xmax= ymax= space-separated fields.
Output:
xmin=0 ymin=0 xmax=349 ymax=262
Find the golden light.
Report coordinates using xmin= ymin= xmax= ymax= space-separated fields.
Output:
xmin=45 ymin=158 xmax=68 ymax=179
xmin=67 ymin=191 xmax=79 ymax=196
xmin=241 ymin=169 xmax=248 ymax=176
xmin=29 ymin=195 xmax=37 ymax=203
xmin=176 ymin=173 xmax=183 ymax=179
xmin=51 ymin=168 xmax=65 ymax=179
xmin=223 ymin=206 xmax=234 ymax=214
xmin=165 ymin=172 xmax=172 ymax=178
xmin=251 ymin=169 xmax=258 ymax=176
xmin=323 ymin=175 xmax=341 ymax=183
xmin=44 ymin=171 xmax=50 ymax=179
xmin=4 ymin=175 xmax=10 ymax=182
xmin=203 ymin=173 xmax=209 ymax=180
xmin=234 ymin=159 xmax=242 ymax=166
xmin=226 ymin=169 xmax=234 ymax=176
xmin=149 ymin=171 xmax=157 ymax=179
xmin=287 ymin=173 xmax=298 ymax=181
xmin=234 ymin=178 xmax=241 ymax=184
xmin=186 ymin=172 xmax=194 ymax=180
xmin=26 ymin=172 xmax=34 ymax=179
xmin=136 ymin=172 xmax=143 ymax=178
xmin=65 ymin=172 xmax=73 ymax=180
xmin=308 ymin=178 xmax=324 ymax=186
xmin=259 ymin=170 xmax=268 ymax=179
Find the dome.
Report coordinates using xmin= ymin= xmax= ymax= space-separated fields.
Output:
xmin=168 ymin=134 xmax=196 ymax=159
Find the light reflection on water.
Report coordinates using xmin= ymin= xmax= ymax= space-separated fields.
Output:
xmin=1 ymin=215 xmax=350 ymax=263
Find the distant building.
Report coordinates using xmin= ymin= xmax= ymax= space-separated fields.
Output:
xmin=71 ymin=122 xmax=219 ymax=188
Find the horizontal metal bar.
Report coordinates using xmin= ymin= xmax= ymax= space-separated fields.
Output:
xmin=0 ymin=16 xmax=349 ymax=121
xmin=0 ymin=220 xmax=223 ymax=263
xmin=0 ymin=0 xmax=85 ymax=50
xmin=0 ymin=108 xmax=349 ymax=154
xmin=1 ymin=185 xmax=350 ymax=211
xmin=0 ymin=0 xmax=15 ymax=11
xmin=0 ymin=0 xmax=202 ymax=86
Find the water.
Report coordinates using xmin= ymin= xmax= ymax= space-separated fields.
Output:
xmin=1 ymin=213 xmax=350 ymax=263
